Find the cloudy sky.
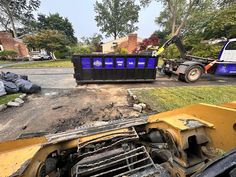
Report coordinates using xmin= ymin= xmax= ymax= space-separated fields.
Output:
xmin=38 ymin=0 xmax=162 ymax=41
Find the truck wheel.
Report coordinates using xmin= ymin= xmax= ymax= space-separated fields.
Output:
xmin=181 ymin=65 xmax=203 ymax=83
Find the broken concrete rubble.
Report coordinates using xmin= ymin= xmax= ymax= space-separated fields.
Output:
xmin=0 ymin=104 xmax=7 ymax=111
xmin=7 ymin=101 xmax=21 ymax=107
xmin=19 ymin=94 xmax=27 ymax=99
xmin=45 ymin=92 xmax=58 ymax=97
xmin=133 ymin=104 xmax=143 ymax=112
xmin=138 ymin=103 xmax=146 ymax=109
xmin=15 ymin=98 xmax=24 ymax=104
xmin=0 ymin=94 xmax=27 ymax=112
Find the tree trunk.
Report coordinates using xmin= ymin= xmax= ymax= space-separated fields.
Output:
xmin=114 ymin=32 xmax=117 ymax=40
xmin=5 ymin=5 xmax=17 ymax=38
xmin=171 ymin=13 xmax=177 ymax=36
xmin=51 ymin=52 xmax=57 ymax=60
xmin=168 ymin=0 xmax=177 ymax=36
xmin=9 ymin=14 xmax=17 ymax=38
xmin=173 ymin=0 xmax=195 ymax=36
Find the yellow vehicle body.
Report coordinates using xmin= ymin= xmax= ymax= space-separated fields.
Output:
xmin=0 ymin=102 xmax=235 ymax=177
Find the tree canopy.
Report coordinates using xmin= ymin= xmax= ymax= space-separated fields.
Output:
xmin=81 ymin=33 xmax=103 ymax=52
xmin=36 ymin=13 xmax=77 ymax=44
xmin=0 ymin=0 xmax=40 ymax=37
xmin=139 ymin=33 xmax=159 ymax=51
xmin=94 ymin=0 xmax=140 ymax=39
xmin=202 ymin=3 xmax=236 ymax=39
xmin=24 ymin=30 xmax=70 ymax=59
xmin=141 ymin=0 xmax=201 ymax=36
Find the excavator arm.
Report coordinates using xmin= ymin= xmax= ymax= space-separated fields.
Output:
xmin=153 ymin=35 xmax=187 ymax=58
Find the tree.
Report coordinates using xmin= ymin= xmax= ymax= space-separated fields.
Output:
xmin=81 ymin=33 xmax=103 ymax=52
xmin=24 ymin=30 xmax=70 ymax=59
xmin=141 ymin=0 xmax=203 ymax=36
xmin=36 ymin=13 xmax=77 ymax=44
xmin=94 ymin=0 xmax=140 ymax=39
xmin=0 ymin=0 xmax=40 ymax=38
xmin=71 ymin=45 xmax=92 ymax=54
xmin=202 ymin=3 xmax=236 ymax=39
xmin=139 ymin=33 xmax=159 ymax=50
xmin=217 ymin=0 xmax=236 ymax=7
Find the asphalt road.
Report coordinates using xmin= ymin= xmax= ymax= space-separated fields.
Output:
xmin=1 ymin=68 xmax=236 ymax=89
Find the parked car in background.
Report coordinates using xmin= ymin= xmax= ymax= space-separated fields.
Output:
xmin=30 ymin=51 xmax=52 ymax=61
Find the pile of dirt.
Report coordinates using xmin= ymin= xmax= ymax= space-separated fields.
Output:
xmin=48 ymin=102 xmax=145 ymax=133
xmin=0 ymin=87 xmax=155 ymax=141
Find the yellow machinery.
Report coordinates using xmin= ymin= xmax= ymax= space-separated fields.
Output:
xmin=0 ymin=102 xmax=235 ymax=177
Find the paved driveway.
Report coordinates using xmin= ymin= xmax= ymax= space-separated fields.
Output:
xmin=1 ymin=68 xmax=236 ymax=89
xmin=1 ymin=68 xmax=75 ymax=89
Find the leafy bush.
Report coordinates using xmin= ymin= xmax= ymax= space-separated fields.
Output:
xmin=115 ymin=48 xmax=128 ymax=54
xmin=71 ymin=45 xmax=91 ymax=54
xmin=190 ymin=44 xmax=222 ymax=58
xmin=162 ymin=44 xmax=180 ymax=59
xmin=0 ymin=50 xmax=18 ymax=59
xmin=184 ymin=35 xmax=223 ymax=58
xmin=139 ymin=33 xmax=159 ymax=51
xmin=55 ymin=46 xmax=71 ymax=59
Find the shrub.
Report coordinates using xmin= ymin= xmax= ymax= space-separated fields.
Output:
xmin=71 ymin=45 xmax=91 ymax=54
xmin=190 ymin=44 xmax=222 ymax=58
xmin=115 ymin=48 xmax=129 ymax=54
xmin=162 ymin=44 xmax=180 ymax=59
xmin=0 ymin=50 xmax=18 ymax=59
xmin=139 ymin=33 xmax=159 ymax=51
xmin=55 ymin=46 xmax=71 ymax=59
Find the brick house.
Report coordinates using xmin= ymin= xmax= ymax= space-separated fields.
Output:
xmin=0 ymin=31 xmax=29 ymax=58
xmin=102 ymin=33 xmax=142 ymax=54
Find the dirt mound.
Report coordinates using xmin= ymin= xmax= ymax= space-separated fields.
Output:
xmin=49 ymin=103 xmax=142 ymax=133
xmin=0 ymin=87 xmax=155 ymax=141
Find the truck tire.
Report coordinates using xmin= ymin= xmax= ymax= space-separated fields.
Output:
xmin=179 ymin=65 xmax=203 ymax=83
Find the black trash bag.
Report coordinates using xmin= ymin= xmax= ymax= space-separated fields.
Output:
xmin=0 ymin=72 xmax=41 ymax=94
xmin=1 ymin=72 xmax=20 ymax=82
xmin=0 ymin=79 xmax=19 ymax=93
xmin=15 ymin=79 xmax=41 ymax=94
xmin=0 ymin=72 xmax=28 ymax=82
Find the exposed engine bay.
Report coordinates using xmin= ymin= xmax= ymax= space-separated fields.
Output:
xmin=0 ymin=102 xmax=236 ymax=177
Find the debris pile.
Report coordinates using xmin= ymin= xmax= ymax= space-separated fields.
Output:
xmin=49 ymin=103 xmax=143 ymax=133
xmin=0 ymin=72 xmax=41 ymax=96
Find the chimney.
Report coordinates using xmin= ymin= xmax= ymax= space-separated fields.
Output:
xmin=127 ymin=33 xmax=137 ymax=54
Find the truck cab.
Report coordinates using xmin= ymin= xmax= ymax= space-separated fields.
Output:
xmin=219 ymin=39 xmax=236 ymax=62
xmin=216 ymin=39 xmax=236 ymax=75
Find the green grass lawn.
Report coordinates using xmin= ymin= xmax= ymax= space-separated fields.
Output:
xmin=0 ymin=60 xmax=13 ymax=65
xmin=8 ymin=59 xmax=73 ymax=68
xmin=131 ymin=85 xmax=236 ymax=112
xmin=0 ymin=93 xmax=21 ymax=105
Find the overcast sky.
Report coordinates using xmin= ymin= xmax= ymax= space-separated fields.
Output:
xmin=37 ymin=0 xmax=162 ymax=41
